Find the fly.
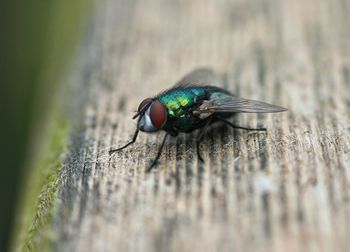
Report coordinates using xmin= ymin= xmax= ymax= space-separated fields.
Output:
xmin=109 ymin=68 xmax=287 ymax=171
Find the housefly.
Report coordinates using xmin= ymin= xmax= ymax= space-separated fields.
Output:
xmin=109 ymin=68 xmax=287 ymax=171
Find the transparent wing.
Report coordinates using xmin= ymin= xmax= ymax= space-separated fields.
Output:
xmin=174 ymin=68 xmax=221 ymax=87
xmin=198 ymin=92 xmax=287 ymax=114
xmin=173 ymin=68 xmax=287 ymax=114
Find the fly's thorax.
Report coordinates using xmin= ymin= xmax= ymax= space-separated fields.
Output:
xmin=158 ymin=87 xmax=207 ymax=119
xmin=155 ymin=87 xmax=210 ymax=132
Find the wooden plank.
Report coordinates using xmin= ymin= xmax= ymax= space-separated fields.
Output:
xmin=54 ymin=0 xmax=350 ymax=251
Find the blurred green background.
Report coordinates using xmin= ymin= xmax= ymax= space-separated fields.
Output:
xmin=0 ymin=1 xmax=91 ymax=251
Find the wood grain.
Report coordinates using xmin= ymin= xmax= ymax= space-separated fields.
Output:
xmin=54 ymin=0 xmax=350 ymax=251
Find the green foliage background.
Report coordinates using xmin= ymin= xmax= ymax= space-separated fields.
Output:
xmin=0 ymin=1 xmax=91 ymax=251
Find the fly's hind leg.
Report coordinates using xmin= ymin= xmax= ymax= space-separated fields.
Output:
xmin=196 ymin=117 xmax=213 ymax=162
xmin=215 ymin=116 xmax=266 ymax=131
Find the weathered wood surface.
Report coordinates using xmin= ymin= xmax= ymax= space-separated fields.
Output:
xmin=55 ymin=0 xmax=350 ymax=251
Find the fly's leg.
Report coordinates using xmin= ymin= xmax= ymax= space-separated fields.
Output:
xmin=147 ymin=133 xmax=169 ymax=172
xmin=109 ymin=128 xmax=139 ymax=155
xmin=216 ymin=116 xmax=266 ymax=131
xmin=196 ymin=117 xmax=213 ymax=162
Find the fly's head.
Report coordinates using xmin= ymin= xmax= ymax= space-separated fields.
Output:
xmin=134 ymin=98 xmax=167 ymax=132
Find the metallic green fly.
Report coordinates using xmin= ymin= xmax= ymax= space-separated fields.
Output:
xmin=109 ymin=68 xmax=287 ymax=171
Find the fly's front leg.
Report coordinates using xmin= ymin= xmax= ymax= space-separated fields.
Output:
xmin=109 ymin=128 xmax=139 ymax=155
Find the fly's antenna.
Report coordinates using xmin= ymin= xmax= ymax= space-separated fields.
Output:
xmin=132 ymin=101 xmax=153 ymax=119
xmin=132 ymin=111 xmax=141 ymax=119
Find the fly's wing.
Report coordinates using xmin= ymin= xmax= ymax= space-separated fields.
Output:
xmin=174 ymin=68 xmax=221 ymax=87
xmin=196 ymin=92 xmax=287 ymax=114
xmin=172 ymin=68 xmax=287 ymax=114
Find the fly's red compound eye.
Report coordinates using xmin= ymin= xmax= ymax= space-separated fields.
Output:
xmin=150 ymin=101 xmax=167 ymax=129
xmin=138 ymin=98 xmax=152 ymax=112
